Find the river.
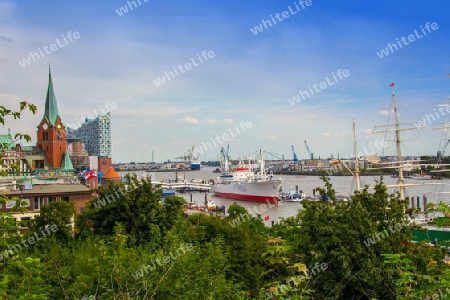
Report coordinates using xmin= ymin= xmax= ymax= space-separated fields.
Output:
xmin=119 ymin=167 xmax=450 ymax=225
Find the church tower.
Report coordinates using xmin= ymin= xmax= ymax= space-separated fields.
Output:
xmin=36 ymin=67 xmax=67 ymax=169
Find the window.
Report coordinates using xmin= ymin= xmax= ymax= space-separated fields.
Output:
xmin=34 ymin=197 xmax=44 ymax=210
xmin=20 ymin=199 xmax=30 ymax=207
xmin=48 ymin=197 xmax=56 ymax=203
xmin=61 ymin=196 xmax=69 ymax=203
xmin=6 ymin=200 xmax=16 ymax=209
xmin=35 ymin=160 xmax=44 ymax=169
xmin=20 ymin=217 xmax=31 ymax=228
xmin=5 ymin=199 xmax=29 ymax=209
xmin=43 ymin=132 xmax=48 ymax=141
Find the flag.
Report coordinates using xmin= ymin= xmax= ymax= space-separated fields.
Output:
xmin=85 ymin=171 xmax=96 ymax=180
xmin=334 ymin=161 xmax=341 ymax=165
xmin=389 ymin=82 xmax=394 ymax=86
xmin=264 ymin=215 xmax=270 ymax=221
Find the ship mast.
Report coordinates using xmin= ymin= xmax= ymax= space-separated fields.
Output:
xmin=353 ymin=120 xmax=361 ymax=191
xmin=391 ymin=84 xmax=405 ymax=200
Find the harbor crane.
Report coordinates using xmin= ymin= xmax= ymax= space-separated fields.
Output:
xmin=220 ymin=145 xmax=231 ymax=172
xmin=266 ymin=151 xmax=285 ymax=161
xmin=291 ymin=145 xmax=298 ymax=162
xmin=266 ymin=151 xmax=290 ymax=170
xmin=175 ymin=144 xmax=198 ymax=163
xmin=304 ymin=140 xmax=313 ymax=160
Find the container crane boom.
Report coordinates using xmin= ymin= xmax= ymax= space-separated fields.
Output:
xmin=304 ymin=140 xmax=313 ymax=160
xmin=291 ymin=145 xmax=298 ymax=162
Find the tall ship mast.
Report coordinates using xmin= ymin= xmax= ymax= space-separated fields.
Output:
xmin=353 ymin=120 xmax=361 ymax=192
xmin=373 ymin=83 xmax=416 ymax=200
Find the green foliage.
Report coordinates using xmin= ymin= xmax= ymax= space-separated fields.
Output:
xmin=186 ymin=209 xmax=268 ymax=296
xmin=76 ymin=174 xmax=186 ymax=246
xmin=29 ymin=201 xmax=76 ymax=243
xmin=427 ymin=201 xmax=450 ymax=216
xmin=227 ymin=202 xmax=249 ymax=219
xmin=426 ymin=202 xmax=450 ymax=228
xmin=0 ymin=173 xmax=449 ymax=299
xmin=0 ymin=257 xmax=48 ymax=299
xmin=270 ymin=176 xmax=439 ymax=299
xmin=0 ymin=101 xmax=37 ymax=176
xmin=0 ymin=101 xmax=37 ymax=127
xmin=382 ymin=253 xmax=450 ymax=299
xmin=259 ymin=238 xmax=313 ymax=299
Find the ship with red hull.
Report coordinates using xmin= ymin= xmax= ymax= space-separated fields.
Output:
xmin=211 ymin=148 xmax=282 ymax=203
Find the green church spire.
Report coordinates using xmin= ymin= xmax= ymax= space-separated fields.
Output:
xmin=61 ymin=151 xmax=74 ymax=170
xmin=43 ymin=65 xmax=61 ymax=126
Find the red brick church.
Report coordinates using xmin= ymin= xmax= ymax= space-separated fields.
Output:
xmin=36 ymin=67 xmax=69 ymax=169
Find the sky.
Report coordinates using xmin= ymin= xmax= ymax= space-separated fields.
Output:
xmin=0 ymin=0 xmax=449 ymax=163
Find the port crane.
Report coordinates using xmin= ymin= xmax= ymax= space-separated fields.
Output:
xmin=219 ymin=145 xmax=231 ymax=172
xmin=267 ymin=151 xmax=290 ymax=170
xmin=291 ymin=145 xmax=298 ymax=162
xmin=175 ymin=144 xmax=198 ymax=163
xmin=304 ymin=140 xmax=313 ymax=160
xmin=266 ymin=151 xmax=285 ymax=161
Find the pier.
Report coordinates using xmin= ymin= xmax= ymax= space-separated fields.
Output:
xmin=153 ymin=181 xmax=211 ymax=192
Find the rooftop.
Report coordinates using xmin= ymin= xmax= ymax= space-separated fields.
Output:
xmin=0 ymin=184 xmax=91 ymax=196
xmin=103 ymin=167 xmax=121 ymax=179
xmin=0 ymin=131 xmax=14 ymax=150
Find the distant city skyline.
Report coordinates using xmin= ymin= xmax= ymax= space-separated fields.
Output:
xmin=1 ymin=0 xmax=449 ymax=163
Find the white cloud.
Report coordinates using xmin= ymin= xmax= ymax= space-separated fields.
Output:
xmin=223 ymin=119 xmax=233 ymax=124
xmin=206 ymin=119 xmax=217 ymax=124
xmin=321 ymin=132 xmax=331 ymax=137
xmin=176 ymin=115 xmax=200 ymax=124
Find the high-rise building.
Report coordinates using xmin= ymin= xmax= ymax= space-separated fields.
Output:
xmin=66 ymin=113 xmax=111 ymax=158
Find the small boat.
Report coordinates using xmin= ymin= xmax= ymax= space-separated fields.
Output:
xmin=161 ymin=190 xmax=176 ymax=197
xmin=191 ymin=178 xmax=206 ymax=184
xmin=190 ymin=161 xmax=201 ymax=171
xmin=279 ymin=191 xmax=307 ymax=202
xmin=207 ymin=199 xmax=216 ymax=210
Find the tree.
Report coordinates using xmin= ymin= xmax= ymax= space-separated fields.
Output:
xmin=269 ymin=176 xmax=446 ymax=299
xmin=76 ymin=174 xmax=186 ymax=246
xmin=29 ymin=201 xmax=76 ymax=243
xmin=0 ymin=102 xmax=37 ymax=263
xmin=0 ymin=101 xmax=37 ymax=176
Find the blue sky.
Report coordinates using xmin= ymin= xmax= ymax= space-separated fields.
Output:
xmin=1 ymin=0 xmax=449 ymax=162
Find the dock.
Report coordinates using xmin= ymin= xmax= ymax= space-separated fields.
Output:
xmin=153 ymin=181 xmax=211 ymax=192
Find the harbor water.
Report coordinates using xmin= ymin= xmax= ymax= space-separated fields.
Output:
xmin=120 ymin=167 xmax=450 ymax=225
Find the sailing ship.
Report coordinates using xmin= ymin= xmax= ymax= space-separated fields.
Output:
xmin=211 ymin=147 xmax=282 ymax=203
xmin=371 ymin=83 xmax=450 ymax=242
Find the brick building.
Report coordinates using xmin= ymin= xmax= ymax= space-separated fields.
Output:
xmin=0 ymin=183 xmax=93 ymax=222
xmin=35 ymin=67 xmax=70 ymax=170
